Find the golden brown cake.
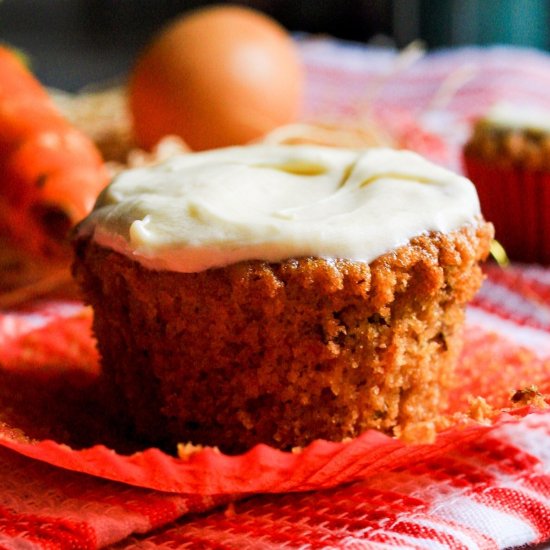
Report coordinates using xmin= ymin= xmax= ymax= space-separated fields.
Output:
xmin=73 ymin=145 xmax=492 ymax=453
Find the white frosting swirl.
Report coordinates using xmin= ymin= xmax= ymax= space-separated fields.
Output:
xmin=78 ymin=145 xmax=481 ymax=272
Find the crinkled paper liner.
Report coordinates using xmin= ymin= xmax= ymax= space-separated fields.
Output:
xmin=0 ymin=407 xmax=543 ymax=496
xmin=0 ymin=300 xmax=548 ymax=496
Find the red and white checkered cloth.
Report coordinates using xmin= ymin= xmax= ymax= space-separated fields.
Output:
xmin=0 ymin=38 xmax=549 ymax=549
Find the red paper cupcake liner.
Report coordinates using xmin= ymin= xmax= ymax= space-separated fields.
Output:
xmin=463 ymin=155 xmax=550 ymax=264
xmin=0 ymin=406 xmax=543 ymax=496
xmin=0 ymin=299 xmax=548 ymax=497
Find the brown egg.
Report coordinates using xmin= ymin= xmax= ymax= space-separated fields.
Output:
xmin=129 ymin=5 xmax=304 ymax=151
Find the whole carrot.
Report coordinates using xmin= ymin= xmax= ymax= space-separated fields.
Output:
xmin=0 ymin=46 xmax=110 ymax=257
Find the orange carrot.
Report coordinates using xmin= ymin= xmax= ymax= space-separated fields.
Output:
xmin=0 ymin=46 xmax=110 ymax=257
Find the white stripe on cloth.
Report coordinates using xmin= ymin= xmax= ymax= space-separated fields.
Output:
xmin=431 ymin=496 xmax=537 ymax=549
xmin=492 ymin=416 xmax=550 ymax=468
xmin=353 ymin=472 xmax=498 ymax=548
xmin=517 ymin=265 xmax=550 ymax=286
xmin=466 ymin=306 xmax=550 ymax=357
xmin=475 ymin=281 xmax=550 ymax=330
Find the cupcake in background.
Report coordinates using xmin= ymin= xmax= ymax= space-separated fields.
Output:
xmin=463 ymin=102 xmax=550 ymax=264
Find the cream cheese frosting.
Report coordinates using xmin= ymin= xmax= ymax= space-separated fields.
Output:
xmin=482 ymin=102 xmax=550 ymax=133
xmin=77 ymin=145 xmax=481 ymax=272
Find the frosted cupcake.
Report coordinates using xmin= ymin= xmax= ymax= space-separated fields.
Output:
xmin=463 ymin=102 xmax=550 ymax=264
xmin=73 ymin=145 xmax=492 ymax=453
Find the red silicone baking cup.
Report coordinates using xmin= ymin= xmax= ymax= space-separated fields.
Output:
xmin=463 ymin=155 xmax=550 ymax=264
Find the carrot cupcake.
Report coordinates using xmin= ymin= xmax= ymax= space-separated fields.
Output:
xmin=463 ymin=102 xmax=550 ymax=264
xmin=73 ymin=145 xmax=492 ymax=453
